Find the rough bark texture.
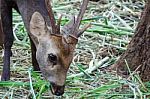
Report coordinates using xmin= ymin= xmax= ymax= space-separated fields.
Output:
xmin=111 ymin=0 xmax=150 ymax=82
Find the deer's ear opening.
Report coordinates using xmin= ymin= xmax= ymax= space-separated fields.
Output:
xmin=30 ymin=12 xmax=48 ymax=39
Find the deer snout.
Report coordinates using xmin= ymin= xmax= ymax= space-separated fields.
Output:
xmin=50 ymin=82 xmax=65 ymax=96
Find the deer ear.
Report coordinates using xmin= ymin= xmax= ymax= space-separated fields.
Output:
xmin=30 ymin=12 xmax=48 ymax=38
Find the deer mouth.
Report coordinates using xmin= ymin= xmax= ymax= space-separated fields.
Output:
xmin=50 ymin=82 xmax=65 ymax=96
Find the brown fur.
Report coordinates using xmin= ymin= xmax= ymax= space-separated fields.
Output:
xmin=0 ymin=0 xmax=89 ymax=96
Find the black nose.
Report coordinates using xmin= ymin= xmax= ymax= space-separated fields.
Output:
xmin=50 ymin=82 xmax=65 ymax=96
xmin=54 ymin=90 xmax=64 ymax=96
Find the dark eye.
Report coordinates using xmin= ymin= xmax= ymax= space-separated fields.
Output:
xmin=48 ymin=53 xmax=57 ymax=65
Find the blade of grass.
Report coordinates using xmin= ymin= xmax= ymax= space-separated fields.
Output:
xmin=28 ymin=68 xmax=36 ymax=99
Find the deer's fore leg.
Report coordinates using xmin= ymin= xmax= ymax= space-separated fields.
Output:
xmin=15 ymin=0 xmax=40 ymax=71
xmin=1 ymin=1 xmax=13 ymax=81
xmin=29 ymin=36 xmax=40 ymax=71
xmin=0 ymin=19 xmax=4 ymax=48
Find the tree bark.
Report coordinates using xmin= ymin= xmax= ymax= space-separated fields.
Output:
xmin=110 ymin=0 xmax=150 ymax=82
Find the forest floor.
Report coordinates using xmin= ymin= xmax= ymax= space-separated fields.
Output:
xmin=0 ymin=0 xmax=150 ymax=99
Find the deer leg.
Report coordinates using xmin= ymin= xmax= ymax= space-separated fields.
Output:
xmin=14 ymin=0 xmax=40 ymax=71
xmin=29 ymin=36 xmax=40 ymax=71
xmin=1 ymin=1 xmax=13 ymax=81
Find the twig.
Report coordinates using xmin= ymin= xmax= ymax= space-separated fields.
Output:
xmin=68 ymin=57 xmax=109 ymax=79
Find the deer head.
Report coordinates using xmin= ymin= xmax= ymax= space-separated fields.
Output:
xmin=29 ymin=0 xmax=89 ymax=96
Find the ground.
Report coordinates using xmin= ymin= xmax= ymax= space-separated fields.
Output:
xmin=0 ymin=0 xmax=150 ymax=99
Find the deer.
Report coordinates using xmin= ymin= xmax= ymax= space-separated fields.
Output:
xmin=0 ymin=0 xmax=89 ymax=96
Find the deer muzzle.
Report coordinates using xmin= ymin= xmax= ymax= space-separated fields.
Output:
xmin=50 ymin=82 xmax=65 ymax=96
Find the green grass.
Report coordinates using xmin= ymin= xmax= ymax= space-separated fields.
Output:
xmin=0 ymin=0 xmax=150 ymax=98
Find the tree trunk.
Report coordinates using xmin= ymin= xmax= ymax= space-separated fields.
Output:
xmin=111 ymin=1 xmax=150 ymax=82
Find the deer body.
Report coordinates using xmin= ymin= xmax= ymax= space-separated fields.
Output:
xmin=0 ymin=0 xmax=89 ymax=96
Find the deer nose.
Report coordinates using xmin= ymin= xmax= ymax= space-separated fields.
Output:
xmin=50 ymin=82 xmax=65 ymax=96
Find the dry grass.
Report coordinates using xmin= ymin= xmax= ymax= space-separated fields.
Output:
xmin=0 ymin=0 xmax=150 ymax=99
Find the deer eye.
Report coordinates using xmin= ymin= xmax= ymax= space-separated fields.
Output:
xmin=48 ymin=53 xmax=57 ymax=65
